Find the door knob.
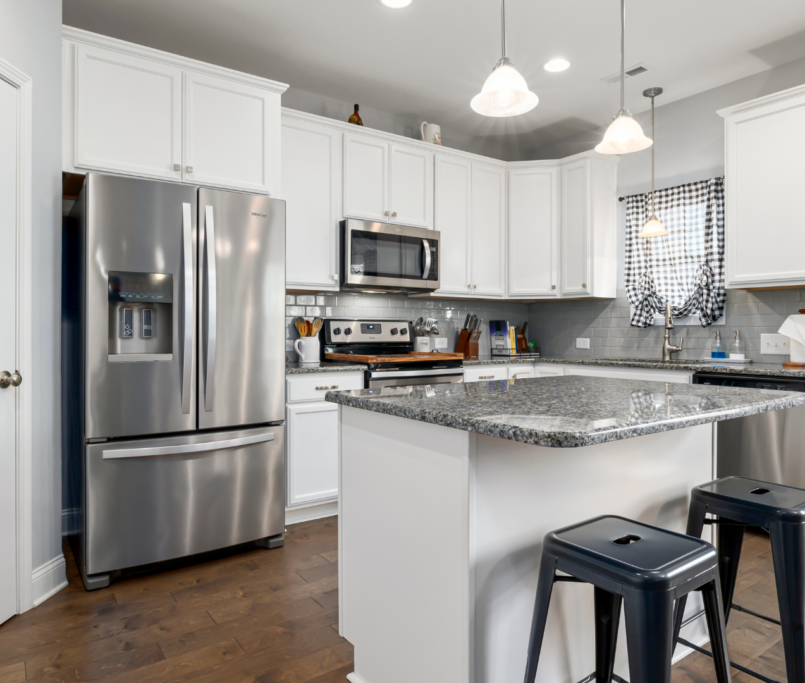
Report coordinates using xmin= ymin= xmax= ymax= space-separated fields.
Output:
xmin=0 ymin=371 xmax=22 ymax=388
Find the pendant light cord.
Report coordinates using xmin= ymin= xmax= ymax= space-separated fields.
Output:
xmin=651 ymin=95 xmax=655 ymax=213
xmin=620 ymin=0 xmax=625 ymax=112
xmin=500 ymin=0 xmax=507 ymax=58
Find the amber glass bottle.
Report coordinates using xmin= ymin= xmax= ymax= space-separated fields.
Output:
xmin=348 ymin=104 xmax=363 ymax=126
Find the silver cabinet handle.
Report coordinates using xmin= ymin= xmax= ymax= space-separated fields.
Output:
xmin=181 ymin=203 xmax=194 ymax=414
xmin=173 ymin=164 xmax=181 ymax=172
xmin=186 ymin=165 xmax=194 ymax=174
xmin=332 ymin=274 xmax=339 ymax=281
xmin=316 ymin=385 xmax=339 ymax=391
xmin=551 ymin=285 xmax=556 ymax=290
xmin=422 ymin=239 xmax=431 ymax=280
xmin=582 ymin=283 xmax=587 ymax=288
xmin=468 ymin=284 xmax=472 ymax=289
xmin=103 ymin=432 xmax=275 ymax=460
xmin=0 ymin=371 xmax=22 ymax=388
xmin=392 ymin=211 xmax=397 ymax=218
xmin=479 ymin=375 xmax=495 ymax=380
xmin=384 ymin=211 xmax=390 ymax=216
xmin=203 ymin=205 xmax=218 ymax=412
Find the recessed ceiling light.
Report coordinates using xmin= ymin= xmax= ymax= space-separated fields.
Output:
xmin=379 ymin=0 xmax=412 ymax=7
xmin=544 ymin=58 xmax=570 ymax=73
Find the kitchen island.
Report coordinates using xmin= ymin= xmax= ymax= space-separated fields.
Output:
xmin=325 ymin=376 xmax=805 ymax=683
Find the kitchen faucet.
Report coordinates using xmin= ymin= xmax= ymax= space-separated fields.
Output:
xmin=662 ymin=302 xmax=683 ymax=361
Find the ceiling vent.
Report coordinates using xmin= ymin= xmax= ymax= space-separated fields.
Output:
xmin=601 ymin=63 xmax=650 ymax=85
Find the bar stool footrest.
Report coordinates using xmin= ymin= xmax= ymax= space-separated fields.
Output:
xmin=575 ymin=673 xmax=629 ymax=683
xmin=677 ymin=637 xmax=781 ymax=683
xmin=731 ymin=602 xmax=782 ymax=626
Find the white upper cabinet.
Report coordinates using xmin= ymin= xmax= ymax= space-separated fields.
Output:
xmin=508 ymin=165 xmax=558 ymax=298
xmin=719 ymin=85 xmax=805 ymax=289
xmin=434 ymin=154 xmax=472 ymax=295
xmin=184 ymin=72 xmax=280 ymax=194
xmin=389 ymin=144 xmax=433 ymax=228
xmin=72 ymin=44 xmax=183 ymax=181
xmin=63 ymin=28 xmax=287 ymax=194
xmin=559 ymin=153 xmax=618 ymax=299
xmin=343 ymin=133 xmax=433 ymax=229
xmin=282 ymin=112 xmax=342 ymax=291
xmin=471 ymin=163 xmax=506 ymax=297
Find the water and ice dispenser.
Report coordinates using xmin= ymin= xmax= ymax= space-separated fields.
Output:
xmin=108 ymin=271 xmax=173 ymax=361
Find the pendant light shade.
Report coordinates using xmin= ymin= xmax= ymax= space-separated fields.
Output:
xmin=471 ymin=0 xmax=538 ymax=118
xmin=596 ymin=0 xmax=652 ymax=155
xmin=638 ymin=215 xmax=666 ymax=237
xmin=637 ymin=87 xmax=668 ymax=238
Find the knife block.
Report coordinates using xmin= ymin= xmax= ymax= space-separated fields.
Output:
xmin=465 ymin=331 xmax=481 ymax=359
xmin=455 ymin=329 xmax=470 ymax=356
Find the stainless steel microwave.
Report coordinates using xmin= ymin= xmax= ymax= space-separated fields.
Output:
xmin=341 ymin=219 xmax=440 ymax=293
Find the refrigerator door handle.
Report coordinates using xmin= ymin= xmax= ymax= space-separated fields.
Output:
xmin=203 ymin=205 xmax=218 ymax=412
xmin=181 ymin=202 xmax=194 ymax=414
xmin=102 ymin=432 xmax=275 ymax=460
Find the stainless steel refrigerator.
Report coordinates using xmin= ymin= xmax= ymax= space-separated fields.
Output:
xmin=64 ymin=173 xmax=286 ymax=590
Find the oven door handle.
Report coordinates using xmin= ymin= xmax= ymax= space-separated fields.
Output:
xmin=369 ymin=367 xmax=464 ymax=379
xmin=422 ymin=239 xmax=431 ymax=280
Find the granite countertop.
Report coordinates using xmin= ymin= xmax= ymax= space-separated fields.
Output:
xmin=463 ymin=356 xmax=805 ymax=378
xmin=286 ymin=362 xmax=367 ymax=375
xmin=325 ymin=375 xmax=805 ymax=448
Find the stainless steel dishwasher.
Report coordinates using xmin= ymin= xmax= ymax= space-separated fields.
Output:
xmin=693 ymin=372 xmax=805 ymax=487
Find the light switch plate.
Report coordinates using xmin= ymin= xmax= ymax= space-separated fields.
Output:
xmin=576 ymin=338 xmax=591 ymax=350
xmin=761 ymin=333 xmax=790 ymax=355
xmin=434 ymin=337 xmax=448 ymax=349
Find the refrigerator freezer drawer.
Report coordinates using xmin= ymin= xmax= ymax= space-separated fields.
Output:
xmin=85 ymin=425 xmax=284 ymax=576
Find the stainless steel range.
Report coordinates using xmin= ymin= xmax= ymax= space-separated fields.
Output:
xmin=319 ymin=319 xmax=463 ymax=388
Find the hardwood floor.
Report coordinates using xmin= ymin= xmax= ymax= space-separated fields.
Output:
xmin=0 ymin=520 xmax=784 ymax=682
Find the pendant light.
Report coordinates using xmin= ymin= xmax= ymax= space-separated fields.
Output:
xmin=595 ymin=0 xmax=652 ymax=154
xmin=470 ymin=0 xmax=538 ymax=118
xmin=638 ymin=87 xmax=668 ymax=237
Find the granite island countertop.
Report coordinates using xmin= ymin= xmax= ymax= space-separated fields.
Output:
xmin=286 ymin=362 xmax=367 ymax=375
xmin=325 ymin=375 xmax=805 ymax=448
xmin=463 ymin=356 xmax=805 ymax=378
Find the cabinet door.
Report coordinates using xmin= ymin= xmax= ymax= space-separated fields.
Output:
xmin=560 ymin=159 xmax=592 ymax=296
xmin=286 ymin=402 xmax=340 ymax=507
xmin=343 ymin=133 xmax=389 ymax=222
xmin=508 ymin=167 xmax=559 ymax=297
xmin=389 ymin=144 xmax=433 ymax=228
xmin=463 ymin=366 xmax=509 ymax=383
xmin=471 ymin=163 xmax=506 ymax=297
xmin=184 ymin=71 xmax=279 ymax=194
xmin=534 ymin=366 xmax=565 ymax=378
xmin=74 ymin=44 xmax=182 ymax=181
xmin=282 ymin=119 xmax=341 ymax=290
xmin=725 ymin=98 xmax=805 ymax=287
xmin=434 ymin=154 xmax=472 ymax=294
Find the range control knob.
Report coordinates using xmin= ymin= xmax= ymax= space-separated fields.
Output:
xmin=345 ymin=327 xmax=353 ymax=335
xmin=390 ymin=328 xmax=399 ymax=336
xmin=400 ymin=328 xmax=408 ymax=336
xmin=333 ymin=327 xmax=342 ymax=336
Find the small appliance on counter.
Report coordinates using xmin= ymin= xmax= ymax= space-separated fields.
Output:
xmin=319 ymin=319 xmax=463 ymax=388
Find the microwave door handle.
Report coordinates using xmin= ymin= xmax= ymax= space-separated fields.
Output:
xmin=203 ymin=205 xmax=217 ymax=412
xmin=422 ymin=239 xmax=431 ymax=280
xmin=180 ymin=202 xmax=194 ymax=414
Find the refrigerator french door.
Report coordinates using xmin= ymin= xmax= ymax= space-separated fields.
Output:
xmin=70 ymin=174 xmax=286 ymax=589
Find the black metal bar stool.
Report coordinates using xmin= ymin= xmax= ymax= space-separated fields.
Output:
xmin=673 ymin=476 xmax=805 ymax=683
xmin=524 ymin=515 xmax=731 ymax=683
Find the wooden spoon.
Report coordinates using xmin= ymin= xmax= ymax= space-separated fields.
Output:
xmin=310 ymin=318 xmax=324 ymax=337
xmin=294 ymin=317 xmax=307 ymax=337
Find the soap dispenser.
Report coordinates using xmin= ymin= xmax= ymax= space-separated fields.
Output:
xmin=730 ymin=330 xmax=746 ymax=360
xmin=711 ymin=331 xmax=726 ymax=359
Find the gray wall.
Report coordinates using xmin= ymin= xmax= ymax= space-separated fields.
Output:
xmin=283 ymin=88 xmax=527 ymax=162
xmin=286 ymin=294 xmax=530 ymax=360
xmin=0 ymin=0 xmax=63 ymax=571
xmin=529 ymin=289 xmax=801 ymax=364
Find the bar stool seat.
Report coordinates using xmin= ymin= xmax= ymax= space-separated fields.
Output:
xmin=525 ymin=515 xmax=732 ymax=683
xmin=674 ymin=476 xmax=805 ymax=683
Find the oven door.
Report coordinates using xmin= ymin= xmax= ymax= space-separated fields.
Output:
xmin=368 ymin=367 xmax=463 ymax=389
xmin=342 ymin=220 xmax=439 ymax=292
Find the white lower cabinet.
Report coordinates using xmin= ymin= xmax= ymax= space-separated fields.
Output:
xmin=464 ymin=366 xmax=508 ymax=383
xmin=534 ymin=365 xmax=565 ymax=378
xmin=507 ymin=365 xmax=535 ymax=380
xmin=563 ymin=365 xmax=692 ymax=384
xmin=286 ymin=401 xmax=340 ymax=508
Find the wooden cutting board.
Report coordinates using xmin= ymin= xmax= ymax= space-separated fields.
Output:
xmin=325 ymin=352 xmax=464 ymax=363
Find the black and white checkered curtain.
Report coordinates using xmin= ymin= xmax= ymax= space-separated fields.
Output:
xmin=624 ymin=177 xmax=725 ymax=328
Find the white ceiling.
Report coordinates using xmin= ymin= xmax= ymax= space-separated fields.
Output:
xmin=63 ymin=0 xmax=805 ymax=154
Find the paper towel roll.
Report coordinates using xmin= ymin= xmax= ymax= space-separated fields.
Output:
xmin=778 ymin=315 xmax=805 ymax=362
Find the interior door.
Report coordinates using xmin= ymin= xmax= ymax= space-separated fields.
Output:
xmin=84 ymin=174 xmax=198 ymax=439
xmin=0 ymin=76 xmax=18 ymax=625
xmin=198 ymin=189 xmax=285 ymax=430
xmin=434 ymin=154 xmax=472 ymax=295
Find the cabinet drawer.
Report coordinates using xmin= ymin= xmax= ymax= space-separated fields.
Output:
xmin=286 ymin=373 xmax=364 ymax=403
xmin=507 ymin=364 xmax=535 ymax=380
xmin=464 ymin=366 xmax=509 ymax=383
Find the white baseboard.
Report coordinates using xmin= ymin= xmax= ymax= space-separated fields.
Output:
xmin=346 ymin=674 xmax=367 ymax=683
xmin=32 ymin=554 xmax=67 ymax=606
xmin=285 ymin=501 xmax=338 ymax=526
xmin=62 ymin=507 xmax=80 ymax=536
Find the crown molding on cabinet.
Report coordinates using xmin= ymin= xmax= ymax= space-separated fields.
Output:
xmin=717 ymin=82 xmax=805 ymax=119
xmin=62 ymin=26 xmax=289 ymax=94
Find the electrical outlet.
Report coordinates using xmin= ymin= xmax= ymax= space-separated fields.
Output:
xmin=576 ymin=338 xmax=591 ymax=350
xmin=434 ymin=337 xmax=448 ymax=349
xmin=285 ymin=340 xmax=294 ymax=351
xmin=761 ymin=333 xmax=790 ymax=355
